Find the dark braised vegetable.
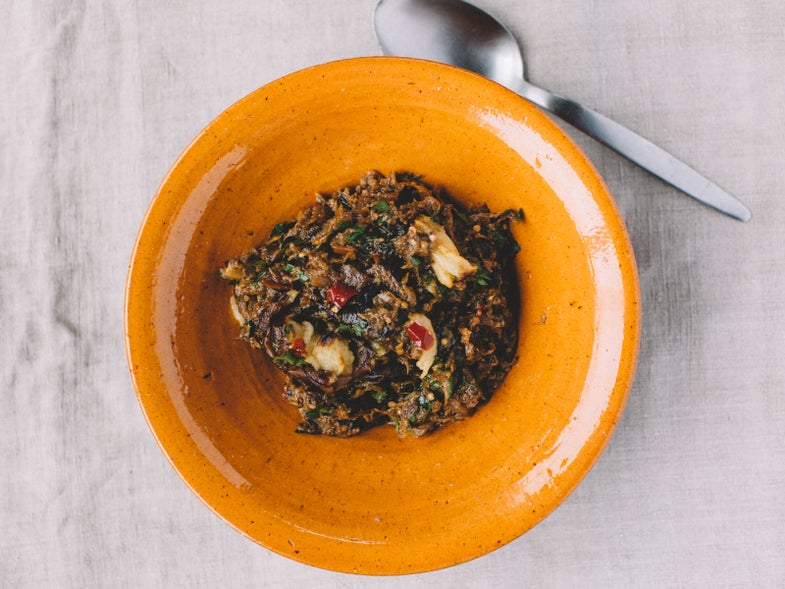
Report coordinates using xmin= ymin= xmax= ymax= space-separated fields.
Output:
xmin=220 ymin=171 xmax=521 ymax=437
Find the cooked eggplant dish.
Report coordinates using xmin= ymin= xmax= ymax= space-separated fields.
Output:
xmin=220 ymin=171 xmax=521 ymax=437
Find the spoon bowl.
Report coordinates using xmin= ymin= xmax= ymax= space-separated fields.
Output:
xmin=375 ymin=0 xmax=524 ymax=89
xmin=374 ymin=0 xmax=751 ymax=221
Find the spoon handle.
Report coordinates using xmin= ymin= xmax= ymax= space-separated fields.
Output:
xmin=516 ymin=80 xmax=751 ymax=221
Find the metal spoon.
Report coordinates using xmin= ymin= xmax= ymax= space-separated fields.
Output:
xmin=373 ymin=0 xmax=751 ymax=221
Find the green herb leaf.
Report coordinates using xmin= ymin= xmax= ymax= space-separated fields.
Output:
xmin=282 ymin=236 xmax=308 ymax=247
xmin=284 ymin=263 xmax=308 ymax=282
xmin=373 ymin=201 xmax=391 ymax=212
xmin=475 ymin=267 xmax=492 ymax=286
xmin=490 ymin=230 xmax=503 ymax=243
xmin=502 ymin=208 xmax=524 ymax=221
xmin=346 ymin=225 xmax=366 ymax=243
xmin=446 ymin=374 xmax=456 ymax=400
xmin=317 ymin=220 xmax=354 ymax=251
xmin=273 ymin=351 xmax=309 ymax=366
xmin=371 ymin=390 xmax=388 ymax=403
xmin=270 ymin=221 xmax=295 ymax=236
xmin=306 ymin=408 xmax=331 ymax=419
xmin=336 ymin=323 xmax=363 ymax=337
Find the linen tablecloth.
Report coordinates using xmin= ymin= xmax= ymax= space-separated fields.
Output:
xmin=2 ymin=1 xmax=784 ymax=586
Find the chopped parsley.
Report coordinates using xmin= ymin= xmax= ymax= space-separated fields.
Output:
xmin=346 ymin=225 xmax=366 ymax=243
xmin=273 ymin=351 xmax=309 ymax=366
xmin=474 ymin=266 xmax=492 ymax=286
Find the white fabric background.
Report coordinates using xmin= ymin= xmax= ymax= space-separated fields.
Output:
xmin=2 ymin=1 xmax=784 ymax=587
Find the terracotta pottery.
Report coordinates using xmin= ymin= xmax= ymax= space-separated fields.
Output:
xmin=125 ymin=57 xmax=640 ymax=574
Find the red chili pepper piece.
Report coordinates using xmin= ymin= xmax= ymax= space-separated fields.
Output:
xmin=326 ymin=282 xmax=358 ymax=310
xmin=291 ymin=338 xmax=307 ymax=358
xmin=406 ymin=321 xmax=435 ymax=351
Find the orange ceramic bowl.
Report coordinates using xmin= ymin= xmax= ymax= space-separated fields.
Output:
xmin=125 ymin=57 xmax=639 ymax=574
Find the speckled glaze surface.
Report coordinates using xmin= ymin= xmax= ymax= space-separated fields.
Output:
xmin=125 ymin=57 xmax=640 ymax=575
